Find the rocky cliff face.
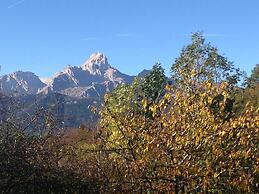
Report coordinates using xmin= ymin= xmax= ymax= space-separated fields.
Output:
xmin=38 ymin=52 xmax=134 ymax=97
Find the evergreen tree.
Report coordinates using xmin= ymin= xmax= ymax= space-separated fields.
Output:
xmin=141 ymin=63 xmax=167 ymax=103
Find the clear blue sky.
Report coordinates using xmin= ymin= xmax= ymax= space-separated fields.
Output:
xmin=0 ymin=0 xmax=258 ymax=77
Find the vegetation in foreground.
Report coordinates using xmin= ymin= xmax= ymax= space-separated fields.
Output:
xmin=0 ymin=33 xmax=258 ymax=193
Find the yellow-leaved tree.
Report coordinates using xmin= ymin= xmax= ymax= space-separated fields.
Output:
xmin=98 ymin=33 xmax=258 ymax=193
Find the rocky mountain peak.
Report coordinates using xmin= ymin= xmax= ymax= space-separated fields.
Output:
xmin=58 ymin=65 xmax=78 ymax=76
xmin=89 ymin=52 xmax=108 ymax=64
xmin=0 ymin=54 xmax=148 ymax=127
xmin=81 ymin=52 xmax=110 ymax=75
xmin=10 ymin=71 xmax=36 ymax=78
xmin=0 ymin=71 xmax=46 ymax=95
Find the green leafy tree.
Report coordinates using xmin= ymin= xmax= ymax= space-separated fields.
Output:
xmin=171 ymin=32 xmax=244 ymax=90
xmin=141 ymin=63 xmax=167 ymax=103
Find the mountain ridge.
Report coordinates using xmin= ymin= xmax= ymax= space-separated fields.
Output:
xmin=0 ymin=52 xmax=136 ymax=97
xmin=0 ymin=52 xmax=150 ymax=128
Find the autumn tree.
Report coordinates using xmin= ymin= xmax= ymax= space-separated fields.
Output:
xmin=0 ymin=99 xmax=100 ymax=193
xmin=150 ymin=33 xmax=258 ymax=193
xmin=98 ymin=80 xmax=150 ymax=192
xmin=148 ymin=80 xmax=258 ymax=193
xmin=98 ymin=33 xmax=258 ymax=193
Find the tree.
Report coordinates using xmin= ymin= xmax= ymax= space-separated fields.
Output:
xmin=98 ymin=33 xmax=258 ymax=193
xmin=234 ymin=64 xmax=259 ymax=114
xmin=0 ymin=98 xmax=100 ymax=193
xmin=140 ymin=63 xmax=167 ymax=119
xmin=171 ymin=32 xmax=245 ymax=121
xmin=244 ymin=64 xmax=259 ymax=108
xmin=246 ymin=64 xmax=259 ymax=87
xmin=149 ymin=79 xmax=258 ymax=193
xmin=99 ymin=79 xmax=162 ymax=192
xmin=141 ymin=63 xmax=167 ymax=103
xmin=171 ymin=32 xmax=244 ymax=90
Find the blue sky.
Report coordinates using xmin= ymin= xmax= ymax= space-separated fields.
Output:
xmin=0 ymin=0 xmax=258 ymax=77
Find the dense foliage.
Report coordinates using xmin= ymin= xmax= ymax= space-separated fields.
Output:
xmin=0 ymin=34 xmax=258 ymax=193
xmin=98 ymin=33 xmax=258 ymax=193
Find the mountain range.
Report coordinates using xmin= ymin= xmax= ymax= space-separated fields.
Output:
xmin=0 ymin=52 xmax=150 ymax=128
